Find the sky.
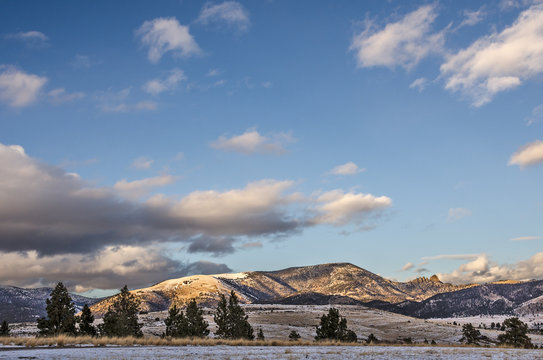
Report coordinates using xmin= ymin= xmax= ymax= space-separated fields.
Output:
xmin=1 ymin=0 xmax=543 ymax=296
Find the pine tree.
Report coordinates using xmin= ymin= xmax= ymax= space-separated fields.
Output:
xmin=288 ymin=330 xmax=301 ymax=341
xmin=37 ymin=282 xmax=77 ymax=336
xmin=257 ymin=327 xmax=265 ymax=341
xmin=366 ymin=333 xmax=379 ymax=344
xmin=78 ymin=304 xmax=96 ymax=336
xmin=315 ymin=308 xmax=357 ymax=342
xmin=99 ymin=285 xmax=142 ymax=337
xmin=213 ymin=291 xmax=254 ymax=339
xmin=497 ymin=317 xmax=533 ymax=348
xmin=164 ymin=305 xmax=187 ymax=337
xmin=185 ymin=299 xmax=209 ymax=338
xmin=460 ymin=323 xmax=485 ymax=345
xmin=213 ymin=293 xmax=229 ymax=338
xmin=0 ymin=320 xmax=9 ymax=336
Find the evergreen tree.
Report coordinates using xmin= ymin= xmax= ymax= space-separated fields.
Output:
xmin=99 ymin=285 xmax=142 ymax=337
xmin=288 ymin=330 xmax=301 ymax=341
xmin=37 ymin=282 xmax=77 ymax=336
xmin=0 ymin=320 xmax=9 ymax=336
xmin=213 ymin=291 xmax=254 ymax=339
xmin=213 ymin=293 xmax=229 ymax=338
xmin=78 ymin=304 xmax=97 ymax=336
xmin=315 ymin=308 xmax=357 ymax=342
xmin=185 ymin=299 xmax=209 ymax=338
xmin=460 ymin=323 xmax=485 ymax=345
xmin=257 ymin=327 xmax=265 ymax=341
xmin=164 ymin=305 xmax=187 ymax=337
xmin=497 ymin=317 xmax=533 ymax=348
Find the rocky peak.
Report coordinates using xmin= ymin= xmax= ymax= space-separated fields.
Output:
xmin=430 ymin=275 xmax=441 ymax=283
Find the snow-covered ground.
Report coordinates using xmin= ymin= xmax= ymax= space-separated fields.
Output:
xmin=0 ymin=345 xmax=541 ymax=359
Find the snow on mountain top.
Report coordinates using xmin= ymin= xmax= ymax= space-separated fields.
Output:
xmin=214 ymin=272 xmax=248 ymax=280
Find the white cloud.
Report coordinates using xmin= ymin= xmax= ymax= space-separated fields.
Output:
xmin=261 ymin=81 xmax=273 ymax=88
xmin=6 ymin=30 xmax=48 ymax=43
xmin=0 ymin=66 xmax=47 ymax=107
xmin=196 ymin=1 xmax=250 ymax=32
xmin=131 ymin=156 xmax=154 ymax=169
xmin=206 ymin=68 xmax=220 ymax=77
xmin=509 ymin=140 xmax=543 ymax=167
xmin=48 ymin=88 xmax=85 ymax=104
xmin=438 ymin=252 xmax=543 ymax=284
xmin=409 ymin=78 xmax=428 ymax=92
xmin=448 ymin=207 xmax=472 ymax=222
xmin=511 ymin=236 xmax=541 ymax=241
xmin=102 ymin=101 xmax=157 ymax=112
xmin=143 ymin=68 xmax=186 ymax=95
xmin=441 ymin=4 xmax=543 ymax=106
xmin=311 ymin=190 xmax=392 ymax=226
xmin=402 ymin=262 xmax=415 ymax=271
xmin=328 ymin=162 xmax=365 ymax=176
xmin=135 ymin=17 xmax=201 ymax=63
xmin=211 ymin=129 xmax=295 ymax=155
xmin=422 ymin=253 xmax=481 ymax=261
xmin=114 ymin=175 xmax=177 ymax=200
xmin=350 ymin=5 xmax=445 ymax=69
xmin=457 ymin=9 xmax=486 ymax=29
xmin=527 ymin=104 xmax=543 ymax=126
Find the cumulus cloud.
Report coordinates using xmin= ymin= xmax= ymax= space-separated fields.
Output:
xmin=448 ymin=207 xmax=472 ymax=222
xmin=136 ymin=17 xmax=201 ymax=63
xmin=211 ymin=129 xmax=295 ymax=155
xmin=437 ymin=252 xmax=543 ymax=284
xmin=328 ymin=162 xmax=365 ymax=175
xmin=0 ymin=142 xmax=393 ymax=290
xmin=350 ymin=4 xmax=445 ymax=69
xmin=187 ymin=236 xmax=236 ymax=256
xmin=48 ymin=88 xmax=85 ymax=104
xmin=441 ymin=4 xmax=543 ymax=106
xmin=311 ymin=190 xmax=392 ymax=226
xmin=0 ymin=246 xmax=232 ymax=291
xmin=402 ymin=262 xmax=415 ymax=271
xmin=114 ymin=175 xmax=177 ymax=200
xmin=508 ymin=140 xmax=543 ymax=167
xmin=0 ymin=66 xmax=47 ymax=107
xmin=196 ymin=1 xmax=250 ymax=32
xmin=143 ymin=68 xmax=186 ymax=95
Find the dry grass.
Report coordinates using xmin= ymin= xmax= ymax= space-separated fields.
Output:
xmin=0 ymin=335 xmax=361 ymax=348
xmin=0 ymin=335 xmax=532 ymax=350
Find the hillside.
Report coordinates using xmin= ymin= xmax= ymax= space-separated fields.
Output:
xmin=0 ymin=286 xmax=99 ymax=323
xmin=376 ymin=279 xmax=543 ymax=318
xmin=90 ymin=262 xmax=469 ymax=317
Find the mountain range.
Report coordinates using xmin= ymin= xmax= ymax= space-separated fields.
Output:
xmin=2 ymin=262 xmax=543 ymax=323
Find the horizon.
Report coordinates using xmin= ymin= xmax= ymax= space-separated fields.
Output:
xmin=1 ymin=0 xmax=543 ymax=298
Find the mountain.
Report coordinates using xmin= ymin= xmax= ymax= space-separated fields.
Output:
xmin=374 ymin=279 xmax=543 ymax=318
xmin=90 ymin=262 xmax=469 ymax=316
xmin=0 ymin=286 xmax=100 ymax=323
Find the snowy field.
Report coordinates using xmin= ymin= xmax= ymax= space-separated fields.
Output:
xmin=0 ymin=345 xmax=542 ymax=359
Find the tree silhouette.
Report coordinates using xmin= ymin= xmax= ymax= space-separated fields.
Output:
xmin=460 ymin=323 xmax=486 ymax=345
xmin=99 ymin=285 xmax=142 ymax=337
xmin=78 ymin=304 xmax=97 ymax=336
xmin=0 ymin=320 xmax=9 ymax=336
xmin=315 ymin=308 xmax=357 ymax=342
xmin=497 ymin=317 xmax=533 ymax=348
xmin=214 ymin=291 xmax=254 ymax=339
xmin=37 ymin=282 xmax=77 ymax=336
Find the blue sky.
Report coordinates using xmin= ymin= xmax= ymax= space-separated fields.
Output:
xmin=1 ymin=0 xmax=543 ymax=295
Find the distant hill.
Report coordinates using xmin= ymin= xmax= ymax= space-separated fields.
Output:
xmin=90 ymin=262 xmax=470 ymax=317
xmin=373 ymin=279 xmax=543 ymax=318
xmin=0 ymin=286 xmax=100 ymax=323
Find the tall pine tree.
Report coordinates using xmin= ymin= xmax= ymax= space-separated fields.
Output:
xmin=214 ymin=291 xmax=254 ymax=339
xmin=164 ymin=305 xmax=187 ymax=337
xmin=315 ymin=308 xmax=357 ymax=342
xmin=185 ymin=299 xmax=210 ymax=337
xmin=0 ymin=320 xmax=9 ymax=336
xmin=37 ymin=282 xmax=77 ymax=336
xmin=78 ymin=304 xmax=97 ymax=336
xmin=100 ymin=285 xmax=142 ymax=337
